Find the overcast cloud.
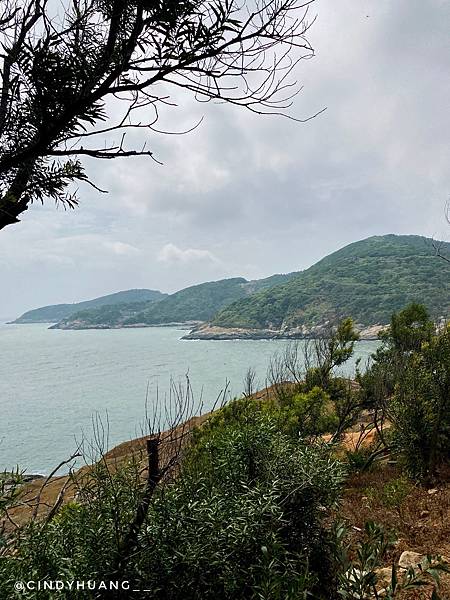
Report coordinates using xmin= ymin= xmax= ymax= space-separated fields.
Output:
xmin=0 ymin=0 xmax=449 ymax=318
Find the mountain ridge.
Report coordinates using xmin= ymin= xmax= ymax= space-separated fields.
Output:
xmin=11 ymin=234 xmax=450 ymax=334
xmin=210 ymin=234 xmax=450 ymax=333
xmin=52 ymin=273 xmax=300 ymax=329
xmin=11 ymin=289 xmax=167 ymax=324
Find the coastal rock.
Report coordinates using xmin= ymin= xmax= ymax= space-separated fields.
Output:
xmin=182 ymin=322 xmax=386 ymax=341
xmin=357 ymin=324 xmax=387 ymax=340
xmin=375 ymin=566 xmax=393 ymax=586
xmin=22 ymin=473 xmax=45 ymax=483
xmin=398 ymin=551 xmax=424 ymax=570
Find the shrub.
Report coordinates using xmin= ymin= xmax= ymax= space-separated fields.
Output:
xmin=268 ymin=386 xmax=339 ymax=438
xmin=344 ymin=446 xmax=376 ymax=474
xmin=389 ymin=325 xmax=450 ymax=479
xmin=0 ymin=460 xmax=144 ymax=599
xmin=0 ymin=412 xmax=345 ymax=600
xmin=193 ymin=386 xmax=340 ymax=451
xmin=358 ymin=304 xmax=450 ymax=481
xmin=136 ymin=413 xmax=344 ymax=599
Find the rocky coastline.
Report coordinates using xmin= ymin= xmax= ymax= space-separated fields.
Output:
xmin=182 ymin=323 xmax=386 ymax=341
xmin=49 ymin=321 xmax=201 ymax=331
xmin=48 ymin=318 xmax=386 ymax=339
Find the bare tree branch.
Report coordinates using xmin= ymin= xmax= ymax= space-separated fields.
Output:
xmin=0 ymin=0 xmax=321 ymax=230
xmin=432 ymin=238 xmax=450 ymax=264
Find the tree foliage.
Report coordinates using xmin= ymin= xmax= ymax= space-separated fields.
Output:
xmin=389 ymin=323 xmax=450 ymax=479
xmin=359 ymin=303 xmax=450 ymax=480
xmin=0 ymin=0 xmax=317 ymax=229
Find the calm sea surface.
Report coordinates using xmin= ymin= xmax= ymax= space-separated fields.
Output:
xmin=0 ymin=323 xmax=379 ymax=474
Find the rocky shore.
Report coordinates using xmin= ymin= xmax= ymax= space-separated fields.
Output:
xmin=182 ymin=323 xmax=386 ymax=341
xmin=49 ymin=320 xmax=201 ymax=330
xmin=49 ymin=318 xmax=386 ymax=339
xmin=47 ymin=316 xmax=386 ymax=340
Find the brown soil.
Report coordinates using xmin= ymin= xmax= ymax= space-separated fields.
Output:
xmin=339 ymin=464 xmax=450 ymax=598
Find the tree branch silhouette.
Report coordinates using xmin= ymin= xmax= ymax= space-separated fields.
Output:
xmin=0 ymin=0 xmax=320 ymax=230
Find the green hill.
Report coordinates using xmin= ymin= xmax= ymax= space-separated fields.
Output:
xmin=122 ymin=278 xmax=250 ymax=325
xmin=12 ymin=289 xmax=166 ymax=324
xmin=131 ymin=273 xmax=299 ymax=325
xmin=52 ymin=272 xmax=300 ymax=329
xmin=212 ymin=235 xmax=450 ymax=329
xmin=23 ymin=235 xmax=449 ymax=331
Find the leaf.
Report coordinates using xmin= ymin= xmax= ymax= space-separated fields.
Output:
xmin=390 ymin=564 xmax=397 ymax=591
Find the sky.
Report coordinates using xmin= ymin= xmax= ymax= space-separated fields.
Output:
xmin=1 ymin=0 xmax=449 ymax=319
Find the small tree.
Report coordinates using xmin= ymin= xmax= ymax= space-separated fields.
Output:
xmin=390 ymin=324 xmax=450 ymax=479
xmin=360 ymin=303 xmax=435 ymax=410
xmin=304 ymin=317 xmax=360 ymax=389
xmin=360 ymin=304 xmax=450 ymax=480
xmin=382 ymin=302 xmax=434 ymax=354
xmin=0 ymin=0 xmax=319 ymax=230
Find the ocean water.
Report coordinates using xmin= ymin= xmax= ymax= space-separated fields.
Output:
xmin=0 ymin=323 xmax=379 ymax=474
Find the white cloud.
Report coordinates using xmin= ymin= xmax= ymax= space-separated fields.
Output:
xmin=157 ymin=243 xmax=219 ymax=265
xmin=104 ymin=241 xmax=141 ymax=256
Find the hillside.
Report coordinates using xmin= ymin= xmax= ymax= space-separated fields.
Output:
xmin=211 ymin=235 xmax=450 ymax=330
xmin=51 ymin=272 xmax=299 ymax=329
xmin=12 ymin=289 xmax=166 ymax=324
xmin=126 ymin=277 xmax=254 ymax=325
xmin=22 ymin=235 xmax=450 ymax=332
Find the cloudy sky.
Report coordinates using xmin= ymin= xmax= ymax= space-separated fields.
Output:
xmin=1 ymin=0 xmax=449 ymax=319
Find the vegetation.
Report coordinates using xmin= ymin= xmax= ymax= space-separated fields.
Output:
xmin=334 ymin=520 xmax=449 ymax=600
xmin=1 ymin=304 xmax=449 ymax=598
xmin=213 ymin=234 xmax=450 ymax=329
xmin=123 ymin=278 xmax=255 ymax=326
xmin=359 ymin=303 xmax=450 ymax=480
xmin=13 ymin=289 xmax=165 ymax=324
xmin=1 ymin=414 xmax=345 ymax=600
xmin=0 ymin=0 xmax=315 ymax=231
xmin=53 ymin=274 xmax=298 ymax=329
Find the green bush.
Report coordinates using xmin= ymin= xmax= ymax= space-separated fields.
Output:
xmin=137 ymin=413 xmax=344 ymax=599
xmin=0 ymin=412 xmax=345 ymax=600
xmin=358 ymin=304 xmax=450 ymax=481
xmin=268 ymin=386 xmax=339 ymax=438
xmin=0 ymin=460 xmax=143 ymax=598
xmin=344 ymin=446 xmax=376 ymax=474
xmin=389 ymin=324 xmax=450 ymax=479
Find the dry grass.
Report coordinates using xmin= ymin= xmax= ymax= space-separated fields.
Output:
xmin=4 ymin=413 xmax=209 ymax=529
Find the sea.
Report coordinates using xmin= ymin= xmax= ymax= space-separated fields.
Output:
xmin=0 ymin=322 xmax=379 ymax=474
